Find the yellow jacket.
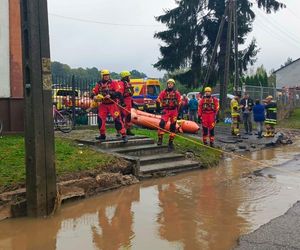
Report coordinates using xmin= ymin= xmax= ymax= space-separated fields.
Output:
xmin=230 ymin=99 xmax=240 ymax=117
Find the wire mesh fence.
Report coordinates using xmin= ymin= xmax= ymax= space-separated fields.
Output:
xmin=52 ymin=75 xmax=104 ymax=127
xmin=243 ymin=84 xmax=300 ymax=120
xmin=51 ymin=76 xmax=300 ymax=128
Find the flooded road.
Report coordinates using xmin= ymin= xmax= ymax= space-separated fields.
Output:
xmin=0 ymin=140 xmax=300 ymax=250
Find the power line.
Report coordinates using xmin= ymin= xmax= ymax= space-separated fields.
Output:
xmin=255 ymin=20 xmax=299 ymax=49
xmin=256 ymin=9 xmax=300 ymax=43
xmin=254 ymin=11 xmax=300 ymax=48
xmin=49 ymin=13 xmax=163 ymax=28
xmin=286 ymin=7 xmax=300 ymax=22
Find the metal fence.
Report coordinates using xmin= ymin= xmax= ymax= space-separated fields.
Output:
xmin=52 ymin=77 xmax=300 ymax=127
xmin=243 ymin=84 xmax=277 ymax=101
xmin=243 ymin=84 xmax=300 ymax=120
xmin=52 ymin=75 xmax=103 ymax=127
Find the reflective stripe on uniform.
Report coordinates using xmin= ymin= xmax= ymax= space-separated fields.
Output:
xmin=265 ymin=119 xmax=277 ymax=125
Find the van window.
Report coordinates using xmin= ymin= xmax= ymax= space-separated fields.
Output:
xmin=56 ymin=90 xmax=79 ymax=97
xmin=147 ymin=85 xmax=160 ymax=96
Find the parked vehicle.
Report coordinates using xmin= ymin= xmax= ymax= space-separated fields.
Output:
xmin=187 ymin=92 xmax=201 ymax=101
xmin=52 ymin=88 xmax=81 ymax=110
xmin=212 ymin=93 xmax=235 ymax=100
xmin=187 ymin=92 xmax=234 ymax=101
xmin=131 ymin=79 xmax=161 ymax=112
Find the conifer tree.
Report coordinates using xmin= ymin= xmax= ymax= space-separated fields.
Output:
xmin=155 ymin=0 xmax=285 ymax=89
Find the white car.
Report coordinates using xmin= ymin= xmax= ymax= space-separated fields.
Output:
xmin=186 ymin=92 xmax=201 ymax=100
xmin=211 ymin=93 xmax=235 ymax=100
xmin=186 ymin=92 xmax=234 ymax=101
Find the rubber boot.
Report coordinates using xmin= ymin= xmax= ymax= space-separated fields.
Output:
xmin=122 ymin=135 xmax=128 ymax=143
xmin=210 ymin=141 xmax=215 ymax=148
xmin=257 ymin=131 xmax=262 ymax=139
xmin=126 ymin=128 xmax=135 ymax=136
xmin=157 ymin=135 xmax=163 ymax=146
xmin=168 ymin=140 xmax=175 ymax=152
xmin=96 ymin=134 xmax=106 ymax=142
xmin=116 ymin=131 xmax=121 ymax=138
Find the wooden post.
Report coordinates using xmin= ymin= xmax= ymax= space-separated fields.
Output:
xmin=203 ymin=4 xmax=229 ymax=91
xmin=233 ymin=0 xmax=239 ymax=94
xmin=221 ymin=0 xmax=233 ymax=112
xmin=20 ymin=0 xmax=56 ymax=217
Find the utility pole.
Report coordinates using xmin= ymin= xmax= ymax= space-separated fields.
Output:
xmin=203 ymin=0 xmax=240 ymax=113
xmin=233 ymin=0 xmax=239 ymax=95
xmin=221 ymin=0 xmax=233 ymax=112
xmin=20 ymin=0 xmax=56 ymax=217
xmin=203 ymin=4 xmax=229 ymax=91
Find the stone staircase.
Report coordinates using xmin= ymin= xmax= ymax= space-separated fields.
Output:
xmin=77 ymin=135 xmax=201 ymax=178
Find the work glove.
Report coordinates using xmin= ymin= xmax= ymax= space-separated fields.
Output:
xmin=94 ymin=94 xmax=104 ymax=102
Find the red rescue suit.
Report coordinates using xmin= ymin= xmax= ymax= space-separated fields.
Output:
xmin=157 ymin=88 xmax=181 ymax=141
xmin=92 ymin=80 xmax=125 ymax=136
xmin=198 ymin=95 xmax=219 ymax=144
xmin=118 ymin=80 xmax=134 ymax=129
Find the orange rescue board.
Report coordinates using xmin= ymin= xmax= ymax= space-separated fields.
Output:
xmin=131 ymin=108 xmax=200 ymax=133
xmin=131 ymin=109 xmax=179 ymax=131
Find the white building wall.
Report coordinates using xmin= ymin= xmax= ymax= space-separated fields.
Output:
xmin=276 ymin=59 xmax=300 ymax=89
xmin=0 ymin=0 xmax=10 ymax=98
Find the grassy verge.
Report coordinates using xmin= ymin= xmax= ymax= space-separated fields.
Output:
xmin=278 ymin=108 xmax=300 ymax=129
xmin=0 ymin=135 xmax=116 ymax=188
xmin=127 ymin=127 xmax=221 ymax=167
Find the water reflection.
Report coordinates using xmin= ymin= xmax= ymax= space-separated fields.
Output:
xmin=0 ymin=141 xmax=299 ymax=250
xmin=91 ymin=186 xmax=139 ymax=250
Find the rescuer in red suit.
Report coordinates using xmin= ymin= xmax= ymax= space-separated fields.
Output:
xmin=118 ymin=71 xmax=135 ymax=136
xmin=91 ymin=69 xmax=127 ymax=143
xmin=157 ymin=79 xmax=181 ymax=151
xmin=198 ymin=87 xmax=219 ymax=147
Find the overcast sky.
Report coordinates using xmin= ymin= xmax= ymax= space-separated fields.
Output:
xmin=48 ymin=0 xmax=300 ymax=77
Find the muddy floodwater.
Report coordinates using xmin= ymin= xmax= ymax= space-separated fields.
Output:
xmin=0 ymin=140 xmax=300 ymax=250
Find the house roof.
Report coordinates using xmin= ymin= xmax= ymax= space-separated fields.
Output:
xmin=274 ymin=58 xmax=300 ymax=74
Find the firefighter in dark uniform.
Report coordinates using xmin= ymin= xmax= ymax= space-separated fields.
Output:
xmin=264 ymin=95 xmax=277 ymax=137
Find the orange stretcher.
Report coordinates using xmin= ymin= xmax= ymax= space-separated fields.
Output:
xmin=131 ymin=108 xmax=199 ymax=134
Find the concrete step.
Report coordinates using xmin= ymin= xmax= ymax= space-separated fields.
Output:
xmin=76 ymin=136 xmax=152 ymax=148
xmin=98 ymin=137 xmax=155 ymax=149
xmin=139 ymin=159 xmax=200 ymax=176
xmin=111 ymin=144 xmax=169 ymax=156
xmin=140 ymin=153 xmax=185 ymax=165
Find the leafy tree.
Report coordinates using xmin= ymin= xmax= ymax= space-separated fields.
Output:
xmin=268 ymin=69 xmax=276 ymax=87
xmin=154 ymin=0 xmax=285 ymax=92
xmin=242 ymin=65 xmax=269 ymax=86
xmin=130 ymin=70 xmax=147 ymax=79
xmin=51 ymin=61 xmax=148 ymax=82
xmin=281 ymin=57 xmax=293 ymax=67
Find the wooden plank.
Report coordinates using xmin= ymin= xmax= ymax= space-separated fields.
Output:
xmin=20 ymin=0 xmax=56 ymax=217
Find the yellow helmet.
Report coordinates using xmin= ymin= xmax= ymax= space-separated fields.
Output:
xmin=204 ymin=87 xmax=212 ymax=92
xmin=120 ymin=71 xmax=131 ymax=79
xmin=100 ymin=69 xmax=110 ymax=77
xmin=167 ymin=78 xmax=175 ymax=84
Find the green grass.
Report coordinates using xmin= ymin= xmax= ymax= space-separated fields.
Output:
xmin=115 ymin=127 xmax=221 ymax=167
xmin=278 ymin=108 xmax=300 ymax=129
xmin=0 ymin=135 xmax=116 ymax=187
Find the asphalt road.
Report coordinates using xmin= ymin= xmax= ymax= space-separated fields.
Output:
xmin=234 ymin=201 xmax=300 ymax=250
